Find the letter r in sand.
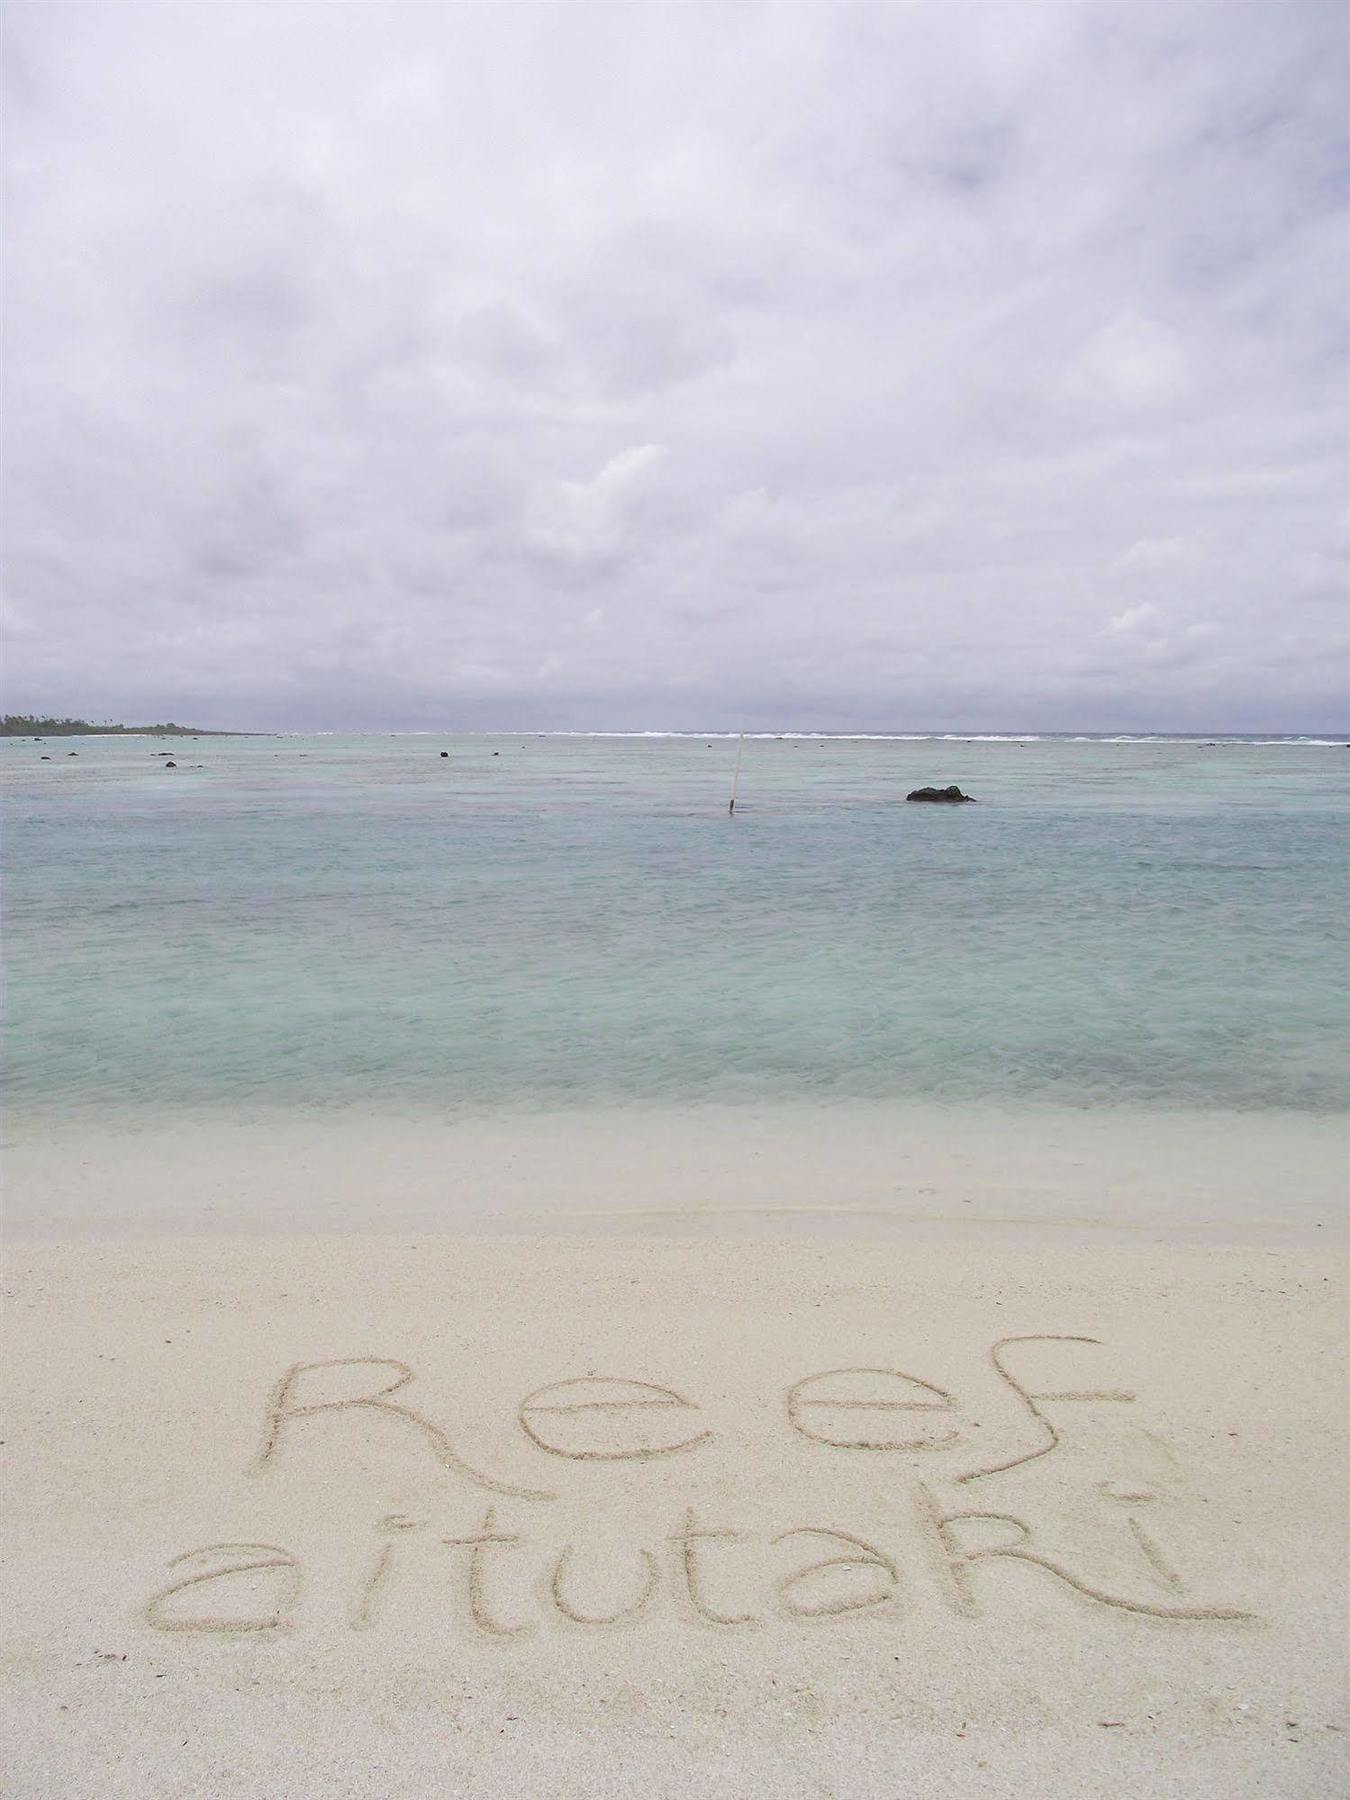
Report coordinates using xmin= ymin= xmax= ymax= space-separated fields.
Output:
xmin=915 ymin=1485 xmax=1254 ymax=1623
xmin=253 ymin=1358 xmax=554 ymax=1501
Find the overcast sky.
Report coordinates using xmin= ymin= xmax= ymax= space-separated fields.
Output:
xmin=3 ymin=3 xmax=1346 ymax=731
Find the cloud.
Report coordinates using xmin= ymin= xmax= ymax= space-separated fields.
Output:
xmin=1099 ymin=603 xmax=1219 ymax=676
xmin=1067 ymin=313 xmax=1191 ymax=411
xmin=1118 ymin=538 xmax=1189 ymax=571
xmin=1 ymin=2 xmax=1346 ymax=730
xmin=526 ymin=444 xmax=667 ymax=562
xmin=1109 ymin=603 xmax=1166 ymax=636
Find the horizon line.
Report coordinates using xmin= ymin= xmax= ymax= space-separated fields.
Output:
xmin=5 ymin=720 xmax=1348 ymax=740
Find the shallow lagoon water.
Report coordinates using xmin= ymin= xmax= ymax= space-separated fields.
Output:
xmin=3 ymin=731 xmax=1348 ymax=1125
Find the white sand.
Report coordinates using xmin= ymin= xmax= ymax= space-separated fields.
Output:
xmin=3 ymin=1219 xmax=1346 ymax=1797
xmin=5 ymin=1097 xmax=1347 ymax=1236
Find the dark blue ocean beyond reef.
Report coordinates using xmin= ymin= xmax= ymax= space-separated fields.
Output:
xmin=3 ymin=732 xmax=1347 ymax=1119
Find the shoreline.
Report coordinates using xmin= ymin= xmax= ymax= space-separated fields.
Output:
xmin=6 ymin=1095 xmax=1346 ymax=1242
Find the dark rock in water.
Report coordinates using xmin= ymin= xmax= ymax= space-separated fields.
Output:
xmin=40 ymin=755 xmax=50 ymax=760
xmin=906 ymin=784 xmax=976 ymax=803
xmin=68 ymin=750 xmax=78 ymax=755
xmin=493 ymin=751 xmax=499 ymax=756
xmin=164 ymin=761 xmax=176 ymax=769
xmin=440 ymin=751 xmax=449 ymax=757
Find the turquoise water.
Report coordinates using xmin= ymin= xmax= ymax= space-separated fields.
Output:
xmin=3 ymin=732 xmax=1347 ymax=1120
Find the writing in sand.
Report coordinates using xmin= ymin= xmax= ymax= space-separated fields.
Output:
xmin=145 ymin=1336 xmax=1257 ymax=1637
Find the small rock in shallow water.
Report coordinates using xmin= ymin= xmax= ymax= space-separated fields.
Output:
xmin=164 ymin=761 xmax=176 ymax=769
xmin=440 ymin=751 xmax=448 ymax=757
xmin=906 ymin=784 xmax=976 ymax=803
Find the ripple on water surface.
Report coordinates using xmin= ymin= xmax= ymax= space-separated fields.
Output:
xmin=3 ymin=732 xmax=1348 ymax=1118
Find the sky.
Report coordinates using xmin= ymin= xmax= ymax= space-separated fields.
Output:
xmin=2 ymin=2 xmax=1347 ymax=732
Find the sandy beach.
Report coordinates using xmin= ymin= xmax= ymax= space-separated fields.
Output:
xmin=3 ymin=1218 xmax=1345 ymax=1798
xmin=6 ymin=0 xmax=1348 ymax=1790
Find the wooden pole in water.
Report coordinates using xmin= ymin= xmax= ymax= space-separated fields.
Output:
xmin=728 ymin=732 xmax=745 ymax=815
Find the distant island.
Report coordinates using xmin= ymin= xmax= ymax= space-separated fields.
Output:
xmin=1 ymin=715 xmax=248 ymax=737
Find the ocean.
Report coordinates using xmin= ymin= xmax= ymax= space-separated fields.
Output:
xmin=5 ymin=731 xmax=1347 ymax=1136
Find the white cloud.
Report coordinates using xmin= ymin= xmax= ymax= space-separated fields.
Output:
xmin=1068 ymin=313 xmax=1191 ymax=412
xmin=1 ymin=2 xmax=1346 ymax=729
xmin=1118 ymin=537 xmax=1190 ymax=570
xmin=526 ymin=444 xmax=667 ymax=562
xmin=1109 ymin=603 xmax=1166 ymax=637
